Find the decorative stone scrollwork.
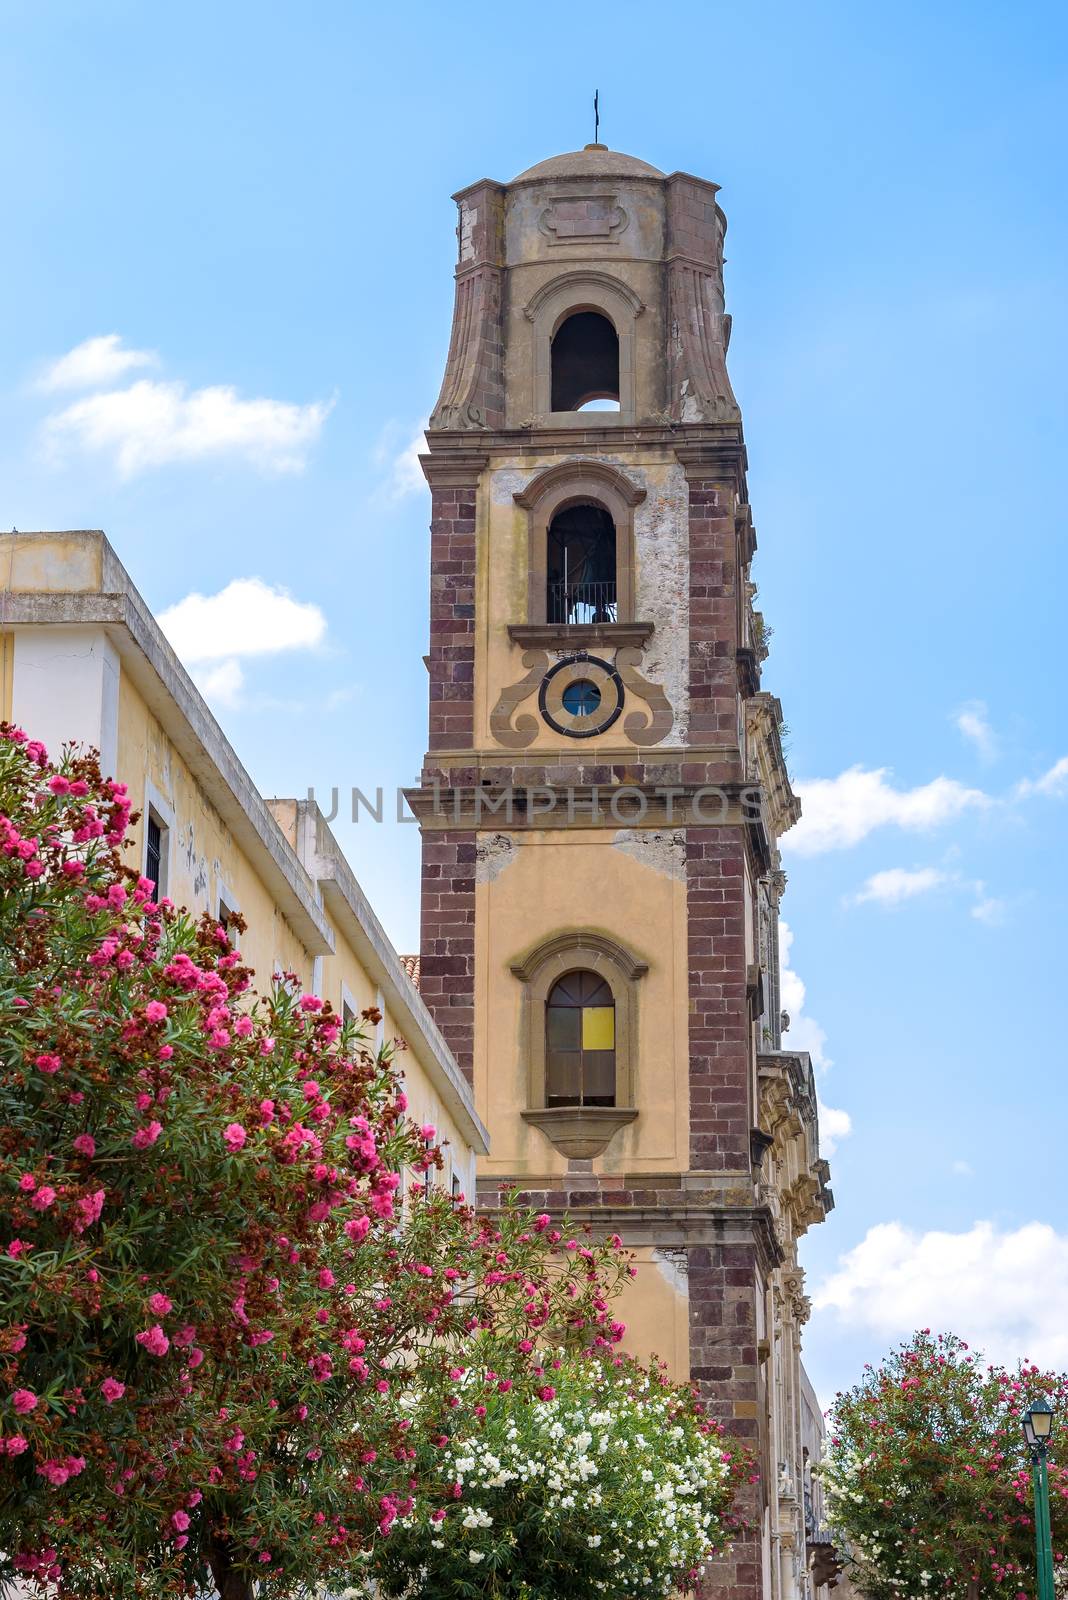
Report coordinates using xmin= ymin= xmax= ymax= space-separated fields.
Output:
xmin=490 ymin=645 xmax=674 ymax=750
xmin=488 ymin=649 xmax=548 ymax=749
xmin=616 ymin=647 xmax=674 ymax=746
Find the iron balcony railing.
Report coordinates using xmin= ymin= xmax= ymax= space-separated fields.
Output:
xmin=547 ymin=579 xmax=617 ymax=626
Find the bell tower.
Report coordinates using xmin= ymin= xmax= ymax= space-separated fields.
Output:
xmin=409 ymin=143 xmax=833 ymax=1600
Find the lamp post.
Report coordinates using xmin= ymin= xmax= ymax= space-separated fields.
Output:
xmin=1022 ymin=1399 xmax=1055 ymax=1600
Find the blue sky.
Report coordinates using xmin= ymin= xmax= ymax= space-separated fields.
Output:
xmin=3 ymin=0 xmax=1067 ymax=1403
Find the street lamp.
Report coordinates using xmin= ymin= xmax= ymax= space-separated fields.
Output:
xmin=1022 ymin=1399 xmax=1056 ymax=1600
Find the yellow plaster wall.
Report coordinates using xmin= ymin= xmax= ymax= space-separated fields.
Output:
xmin=116 ymin=673 xmax=477 ymax=1191
xmin=475 ymin=827 xmax=689 ymax=1177
xmin=617 ymin=1248 xmax=691 ymax=1380
xmin=116 ymin=673 xmax=309 ymax=987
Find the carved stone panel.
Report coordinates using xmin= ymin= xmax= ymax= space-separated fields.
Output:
xmin=538 ymin=195 xmax=628 ymax=246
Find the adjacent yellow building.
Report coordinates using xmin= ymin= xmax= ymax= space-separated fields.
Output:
xmin=0 ymin=528 xmax=488 ymax=1198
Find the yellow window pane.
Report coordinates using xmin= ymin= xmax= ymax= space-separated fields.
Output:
xmin=582 ymin=1006 xmax=615 ymax=1051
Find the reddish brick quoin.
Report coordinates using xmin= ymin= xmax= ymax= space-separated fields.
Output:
xmin=688 ymin=477 xmax=741 ymax=750
xmin=687 ymin=827 xmax=750 ymax=1173
xmin=427 ymin=482 xmax=477 ymax=752
xmin=418 ymin=830 xmax=475 ymax=1081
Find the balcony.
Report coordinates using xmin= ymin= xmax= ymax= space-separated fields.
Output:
xmin=547 ymin=579 xmax=617 ymax=626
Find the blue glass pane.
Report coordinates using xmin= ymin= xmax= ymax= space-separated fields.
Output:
xmin=562 ymin=679 xmax=601 ymax=717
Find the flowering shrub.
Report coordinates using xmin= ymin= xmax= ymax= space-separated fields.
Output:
xmin=0 ymin=725 xmax=636 ymax=1599
xmin=821 ymin=1330 xmax=1068 ymax=1600
xmin=367 ymin=1352 xmax=747 ymax=1600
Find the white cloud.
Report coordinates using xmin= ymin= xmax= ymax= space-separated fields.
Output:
xmin=1015 ymin=756 xmax=1068 ymax=800
xmin=787 ymin=766 xmax=990 ymax=856
xmin=953 ymin=700 xmax=997 ymax=761
xmin=191 ymin=659 xmax=244 ymax=709
xmin=779 ymin=919 xmax=830 ymax=1073
xmin=971 ymin=892 xmax=1007 ymax=926
xmin=951 ymin=1159 xmax=974 ymax=1177
xmin=853 ymin=866 xmax=949 ymax=907
xmin=158 ymin=578 xmax=327 ymax=664
xmin=43 ymin=378 xmax=333 ymax=477
xmin=813 ymin=1219 xmax=1068 ymax=1370
xmin=38 ymin=333 xmax=158 ymax=391
xmin=778 ymin=920 xmax=850 ymax=1156
xmin=817 ymin=1103 xmax=853 ymax=1157
xmin=373 ymin=418 xmax=428 ymax=502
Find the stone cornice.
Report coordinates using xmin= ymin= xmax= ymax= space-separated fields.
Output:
xmin=419 ymin=450 xmax=488 ymax=488
xmin=507 ymin=620 xmax=655 ymax=650
xmin=477 ymin=1200 xmax=786 ymax=1271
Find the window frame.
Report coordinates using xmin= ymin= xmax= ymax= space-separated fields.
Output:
xmin=510 ymin=930 xmax=647 ymax=1113
xmin=522 ymin=270 xmax=645 ymax=425
xmin=141 ymin=780 xmax=175 ymax=903
xmin=513 ymin=459 xmax=646 ymax=627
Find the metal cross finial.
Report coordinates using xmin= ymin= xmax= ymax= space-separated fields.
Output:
xmin=594 ymin=89 xmax=600 ymax=145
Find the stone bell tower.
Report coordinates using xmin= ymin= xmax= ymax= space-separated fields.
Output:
xmin=408 ymin=143 xmax=833 ymax=1600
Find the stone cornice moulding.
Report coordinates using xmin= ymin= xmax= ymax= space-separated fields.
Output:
xmin=510 ymin=929 xmax=649 ymax=984
xmin=513 ymin=458 xmax=647 ymax=511
xmin=522 ymin=269 xmax=646 ymax=324
xmin=418 ymin=451 xmax=489 ymax=489
xmin=507 ymin=620 xmax=654 ymax=650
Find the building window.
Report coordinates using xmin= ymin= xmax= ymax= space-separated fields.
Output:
xmin=550 ymin=310 xmax=620 ymax=412
xmin=512 ymin=931 xmax=645 ymax=1159
xmin=216 ymin=883 xmax=240 ymax=945
xmin=546 ymin=970 xmax=616 ymax=1106
xmin=547 ymin=504 xmax=617 ymax=624
xmin=141 ymin=782 xmax=174 ymax=904
xmin=512 ymin=460 xmax=645 ymax=629
xmin=145 ymin=813 xmax=164 ymax=899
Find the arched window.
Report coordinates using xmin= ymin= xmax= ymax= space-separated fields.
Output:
xmin=545 ymin=969 xmax=616 ymax=1107
xmin=551 ymin=311 xmax=620 ymax=412
xmin=546 ymin=503 xmax=617 ymax=624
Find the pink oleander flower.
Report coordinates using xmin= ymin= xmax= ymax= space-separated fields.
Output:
xmin=100 ymin=1378 xmax=126 ymax=1404
xmin=135 ymin=1324 xmax=170 ymax=1358
xmin=4 ymin=1434 xmax=28 ymax=1455
xmin=158 ymin=1045 xmax=174 ymax=1060
xmin=31 ymin=1185 xmax=56 ymax=1211
xmin=34 ymin=1053 xmax=61 ymax=1075
xmin=131 ymin=1121 xmax=162 ymax=1150
xmin=148 ymin=1292 xmax=173 ymax=1316
xmin=537 ymin=1385 xmax=557 ymax=1401
xmin=171 ymin=1509 xmax=190 ymax=1532
xmin=72 ymin=1134 xmax=96 ymax=1158
xmin=12 ymin=1389 xmax=38 ymax=1415
xmin=260 ymin=1038 xmax=275 ymax=1056
xmin=173 ymin=1324 xmax=197 ymax=1347
xmin=74 ymin=1189 xmax=105 ymax=1232
xmin=299 ymin=994 xmax=322 ymax=1012
xmin=222 ymin=1122 xmax=247 ymax=1153
xmin=17 ymin=1173 xmax=36 ymax=1193
xmin=47 ymin=774 xmax=71 ymax=794
xmin=234 ymin=1014 xmax=253 ymax=1037
xmin=187 ymin=1347 xmax=204 ymax=1369
xmin=307 ymin=1353 xmax=333 ymax=1382
xmin=144 ymin=1000 xmax=168 ymax=1023
xmin=420 ymin=1123 xmax=437 ymax=1141
xmin=318 ymin=1268 xmax=335 ymax=1289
